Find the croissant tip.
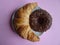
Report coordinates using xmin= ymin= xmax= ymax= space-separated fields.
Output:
xmin=31 ymin=2 xmax=38 ymax=5
xmin=26 ymin=2 xmax=38 ymax=6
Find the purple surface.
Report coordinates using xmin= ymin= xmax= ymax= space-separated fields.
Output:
xmin=0 ymin=0 xmax=60 ymax=45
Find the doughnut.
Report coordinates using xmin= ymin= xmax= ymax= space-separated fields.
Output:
xmin=11 ymin=2 xmax=52 ymax=42
xmin=29 ymin=9 xmax=52 ymax=32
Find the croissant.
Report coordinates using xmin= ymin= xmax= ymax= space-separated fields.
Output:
xmin=11 ymin=2 xmax=52 ymax=42
xmin=13 ymin=2 xmax=40 ymax=42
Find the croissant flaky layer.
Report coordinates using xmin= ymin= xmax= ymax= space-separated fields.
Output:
xmin=13 ymin=2 xmax=40 ymax=42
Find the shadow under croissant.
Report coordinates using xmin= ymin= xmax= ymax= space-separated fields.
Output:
xmin=10 ymin=9 xmax=17 ymax=33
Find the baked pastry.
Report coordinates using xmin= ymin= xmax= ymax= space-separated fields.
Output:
xmin=11 ymin=2 xmax=52 ymax=42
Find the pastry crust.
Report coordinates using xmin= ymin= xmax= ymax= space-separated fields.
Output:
xmin=13 ymin=2 xmax=40 ymax=42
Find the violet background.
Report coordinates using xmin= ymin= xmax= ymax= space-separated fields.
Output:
xmin=0 ymin=0 xmax=60 ymax=45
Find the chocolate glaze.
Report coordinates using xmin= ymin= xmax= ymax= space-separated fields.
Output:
xmin=29 ymin=9 xmax=52 ymax=32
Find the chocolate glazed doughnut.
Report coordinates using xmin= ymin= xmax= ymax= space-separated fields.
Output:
xmin=11 ymin=2 xmax=52 ymax=42
xmin=29 ymin=9 xmax=52 ymax=32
